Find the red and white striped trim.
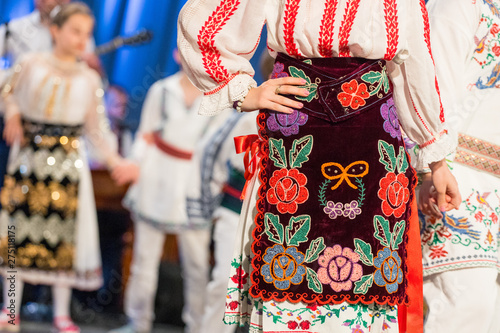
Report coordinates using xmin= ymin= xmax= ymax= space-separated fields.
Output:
xmin=383 ymin=0 xmax=399 ymax=60
xmin=197 ymin=0 xmax=241 ymax=83
xmin=419 ymin=129 xmax=448 ymax=149
xmin=318 ymin=0 xmax=339 ymax=57
xmin=203 ymin=73 xmax=239 ymax=96
xmin=419 ymin=0 xmax=445 ymax=123
xmin=338 ymin=0 xmax=361 ymax=57
xmin=283 ymin=0 xmax=303 ymax=58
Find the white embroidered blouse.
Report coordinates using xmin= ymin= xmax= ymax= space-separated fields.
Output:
xmin=2 ymin=53 xmax=120 ymax=168
xmin=177 ymin=0 xmax=456 ymax=168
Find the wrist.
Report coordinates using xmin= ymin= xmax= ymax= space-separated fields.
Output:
xmin=429 ymin=159 xmax=446 ymax=172
xmin=233 ymin=86 xmax=253 ymax=113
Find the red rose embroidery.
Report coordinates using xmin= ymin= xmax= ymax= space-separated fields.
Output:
xmin=493 ymin=44 xmax=500 ymax=57
xmin=267 ymin=168 xmax=309 ymax=214
xmin=337 ymin=79 xmax=370 ymax=110
xmin=230 ymin=266 xmax=248 ymax=289
xmin=287 ymin=321 xmax=299 ymax=330
xmin=300 ymin=321 xmax=311 ymax=330
xmin=378 ymin=172 xmax=410 ymax=218
xmin=227 ymin=301 xmax=239 ymax=310
xmin=491 ymin=23 xmax=500 ymax=35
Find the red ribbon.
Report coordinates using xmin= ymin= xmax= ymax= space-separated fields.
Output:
xmin=234 ymin=134 xmax=263 ymax=200
xmin=398 ymin=197 xmax=423 ymax=333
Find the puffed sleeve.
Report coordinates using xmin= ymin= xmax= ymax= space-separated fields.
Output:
xmin=426 ymin=0 xmax=480 ymax=128
xmin=83 ymin=71 xmax=122 ymax=169
xmin=177 ymin=0 xmax=267 ymax=116
xmin=387 ymin=0 xmax=457 ymax=170
xmin=1 ymin=54 xmax=32 ymax=120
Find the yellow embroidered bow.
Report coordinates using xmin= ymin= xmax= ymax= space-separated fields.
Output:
xmin=321 ymin=161 xmax=369 ymax=190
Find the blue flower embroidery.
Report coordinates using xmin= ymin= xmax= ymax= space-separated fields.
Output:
xmin=261 ymin=244 xmax=306 ymax=290
xmin=373 ymin=247 xmax=403 ymax=293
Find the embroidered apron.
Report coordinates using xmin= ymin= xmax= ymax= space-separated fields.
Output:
xmin=250 ymin=54 xmax=418 ymax=306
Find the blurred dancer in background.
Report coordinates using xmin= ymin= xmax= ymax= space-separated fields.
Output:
xmin=0 ymin=0 xmax=101 ymax=207
xmin=416 ymin=0 xmax=500 ymax=331
xmin=110 ymin=51 xmax=232 ymax=333
xmin=0 ymin=3 xmax=125 ymax=333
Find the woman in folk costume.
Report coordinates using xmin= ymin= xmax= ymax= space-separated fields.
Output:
xmin=0 ymin=3 xmax=124 ymax=333
xmin=414 ymin=0 xmax=500 ymax=331
xmin=178 ymin=1 xmax=461 ymax=332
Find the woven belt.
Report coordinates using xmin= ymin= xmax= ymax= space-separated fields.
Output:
xmin=152 ymin=131 xmax=193 ymax=160
xmin=454 ymin=133 xmax=500 ymax=177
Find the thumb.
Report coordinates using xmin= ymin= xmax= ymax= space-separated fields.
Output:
xmin=436 ymin=189 xmax=447 ymax=213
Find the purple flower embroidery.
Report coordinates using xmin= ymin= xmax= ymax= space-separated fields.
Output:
xmin=380 ymin=97 xmax=401 ymax=139
xmin=324 ymin=201 xmax=344 ymax=219
xmin=267 ymin=110 xmax=308 ymax=136
xmin=271 ymin=62 xmax=289 ymax=79
xmin=343 ymin=201 xmax=362 ymax=220
xmin=403 ymin=136 xmax=417 ymax=149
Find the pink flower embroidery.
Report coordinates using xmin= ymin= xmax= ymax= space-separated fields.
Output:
xmin=317 ymin=245 xmax=363 ymax=292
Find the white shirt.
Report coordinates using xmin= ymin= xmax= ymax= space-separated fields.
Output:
xmin=427 ymin=0 xmax=500 ymax=147
xmin=177 ymin=0 xmax=456 ymax=168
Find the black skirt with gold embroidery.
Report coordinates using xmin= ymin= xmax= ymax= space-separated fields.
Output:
xmin=0 ymin=119 xmax=83 ymax=272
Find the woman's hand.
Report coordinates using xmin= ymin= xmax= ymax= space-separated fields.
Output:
xmin=240 ymin=77 xmax=310 ymax=113
xmin=111 ymin=159 xmax=140 ymax=186
xmin=3 ymin=113 xmax=23 ymax=146
xmin=429 ymin=159 xmax=461 ymax=215
xmin=418 ymin=172 xmax=447 ymax=219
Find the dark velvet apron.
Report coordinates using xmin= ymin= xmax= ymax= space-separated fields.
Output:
xmin=249 ymin=53 xmax=418 ymax=307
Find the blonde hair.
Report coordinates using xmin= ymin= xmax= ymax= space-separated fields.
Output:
xmin=51 ymin=2 xmax=94 ymax=28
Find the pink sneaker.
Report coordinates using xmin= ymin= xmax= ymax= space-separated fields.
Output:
xmin=52 ymin=316 xmax=80 ymax=333
xmin=0 ymin=308 xmax=20 ymax=332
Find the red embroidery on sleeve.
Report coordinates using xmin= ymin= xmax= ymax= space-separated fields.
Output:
xmin=283 ymin=0 xmax=304 ymax=58
xmin=419 ymin=0 xmax=445 ymax=123
xmin=383 ymin=0 xmax=399 ymax=60
xmin=338 ymin=0 xmax=361 ymax=57
xmin=197 ymin=0 xmax=241 ymax=83
xmin=318 ymin=0 xmax=339 ymax=57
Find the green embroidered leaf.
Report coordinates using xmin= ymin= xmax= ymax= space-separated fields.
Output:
xmin=378 ymin=140 xmax=397 ymax=172
xmin=305 ymin=237 xmax=326 ymax=263
xmin=396 ymin=146 xmax=409 ymax=174
xmin=296 ymin=82 xmax=318 ymax=102
xmin=286 ymin=215 xmax=311 ymax=246
xmin=381 ymin=70 xmax=390 ymax=93
xmin=264 ymin=213 xmax=284 ymax=244
xmin=289 ymin=66 xmax=317 ymax=102
xmin=391 ymin=220 xmax=406 ymax=250
xmin=318 ymin=179 xmax=331 ymax=207
xmin=373 ymin=215 xmax=392 ymax=248
xmin=353 ymin=274 xmax=374 ymax=294
xmin=303 ymin=59 xmax=313 ymax=65
xmin=361 ymin=71 xmax=382 ymax=85
xmin=353 ymin=238 xmax=374 ymax=266
xmin=268 ymin=138 xmax=287 ymax=168
xmin=289 ymin=66 xmax=311 ymax=84
xmin=289 ymin=135 xmax=313 ymax=169
xmin=306 ymin=267 xmax=323 ymax=293
xmin=272 ymin=315 xmax=280 ymax=324
xmin=230 ymin=259 xmax=240 ymax=269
